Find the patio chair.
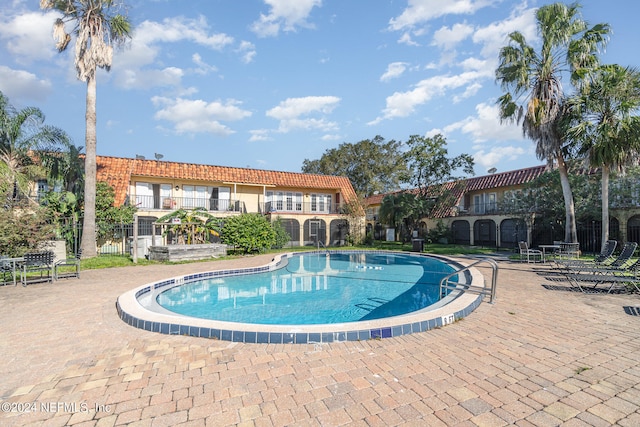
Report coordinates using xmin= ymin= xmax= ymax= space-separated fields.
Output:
xmin=519 ymin=241 xmax=542 ymax=263
xmin=21 ymin=251 xmax=54 ymax=286
xmin=54 ymin=249 xmax=81 ymax=280
xmin=555 ymin=242 xmax=580 ymax=260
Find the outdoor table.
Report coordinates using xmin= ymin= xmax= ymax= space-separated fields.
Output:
xmin=539 ymin=244 xmax=560 ymax=263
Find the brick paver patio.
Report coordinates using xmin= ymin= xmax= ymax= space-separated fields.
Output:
xmin=1 ymin=254 xmax=639 ymax=426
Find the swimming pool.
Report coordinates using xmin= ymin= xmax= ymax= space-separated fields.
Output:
xmin=156 ymin=252 xmax=455 ymax=324
xmin=117 ymin=250 xmax=486 ymax=344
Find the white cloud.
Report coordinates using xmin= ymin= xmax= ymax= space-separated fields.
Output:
xmin=389 ymin=0 xmax=500 ymax=31
xmin=369 ymin=71 xmax=487 ymax=124
xmin=151 ymin=96 xmax=252 ymax=136
xmin=0 ymin=11 xmax=60 ymax=65
xmin=432 ymin=22 xmax=474 ymax=50
xmin=192 ymin=53 xmax=217 ymax=75
xmin=445 ymin=102 xmax=523 ymax=142
xmin=249 ymin=129 xmax=271 ymax=142
xmin=251 ymin=0 xmax=322 ymax=37
xmin=113 ymin=16 xmax=234 ymax=89
xmin=472 ymin=6 xmax=537 ymax=59
xmin=380 ymin=62 xmax=409 ymax=82
xmin=473 ymin=146 xmax=526 ymax=170
xmin=0 ymin=65 xmax=52 ymax=102
xmin=237 ymin=41 xmax=257 ymax=64
xmin=266 ymin=96 xmax=340 ymax=133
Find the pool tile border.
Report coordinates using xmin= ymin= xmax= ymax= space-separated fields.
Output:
xmin=117 ymin=251 xmax=486 ymax=344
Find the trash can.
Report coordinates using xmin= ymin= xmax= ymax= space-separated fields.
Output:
xmin=411 ymin=238 xmax=424 ymax=252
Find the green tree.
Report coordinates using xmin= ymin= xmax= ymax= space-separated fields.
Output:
xmin=219 ymin=213 xmax=276 ymax=254
xmin=496 ymin=2 xmax=610 ymax=243
xmin=565 ymin=64 xmax=640 ymax=250
xmin=41 ymin=0 xmax=132 ymax=259
xmin=42 ymin=143 xmax=85 ymax=200
xmin=378 ymin=192 xmax=430 ymax=242
xmin=0 ymin=91 xmax=70 ymax=201
xmin=402 ymin=134 xmax=474 ymax=196
xmin=302 ymin=135 xmax=408 ymax=196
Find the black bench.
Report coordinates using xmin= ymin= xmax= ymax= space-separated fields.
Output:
xmin=21 ymin=251 xmax=54 ymax=286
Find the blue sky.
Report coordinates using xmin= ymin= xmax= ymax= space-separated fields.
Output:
xmin=1 ymin=0 xmax=639 ymax=177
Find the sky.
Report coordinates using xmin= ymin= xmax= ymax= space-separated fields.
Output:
xmin=1 ymin=0 xmax=639 ymax=179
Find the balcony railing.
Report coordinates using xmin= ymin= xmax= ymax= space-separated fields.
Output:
xmin=134 ymin=196 xmax=245 ymax=213
xmin=456 ymin=203 xmax=502 ymax=216
xmin=259 ymin=201 xmax=347 ymax=215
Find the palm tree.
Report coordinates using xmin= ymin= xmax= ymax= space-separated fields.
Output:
xmin=41 ymin=0 xmax=132 ymax=258
xmin=0 ymin=91 xmax=70 ymax=201
xmin=565 ymin=64 xmax=640 ymax=250
xmin=495 ymin=2 xmax=610 ymax=243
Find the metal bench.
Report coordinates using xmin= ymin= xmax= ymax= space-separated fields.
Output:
xmin=21 ymin=251 xmax=54 ymax=286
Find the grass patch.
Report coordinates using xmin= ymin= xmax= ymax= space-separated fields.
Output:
xmin=77 ymin=242 xmax=498 ymax=271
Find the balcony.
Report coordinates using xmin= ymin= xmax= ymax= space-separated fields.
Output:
xmin=456 ymin=203 xmax=501 ymax=216
xmin=259 ymin=201 xmax=347 ymax=215
xmin=133 ymin=196 xmax=245 ymax=213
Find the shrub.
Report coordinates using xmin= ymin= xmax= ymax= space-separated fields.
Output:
xmin=219 ymin=213 xmax=276 ymax=254
xmin=0 ymin=197 xmax=56 ymax=256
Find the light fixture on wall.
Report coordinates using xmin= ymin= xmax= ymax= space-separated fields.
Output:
xmin=175 ymin=186 xmax=179 ymax=191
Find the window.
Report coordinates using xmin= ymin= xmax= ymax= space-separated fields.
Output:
xmin=36 ymin=180 xmax=48 ymax=201
xmin=473 ymin=193 xmax=497 ymax=214
xmin=135 ymin=182 xmax=154 ymax=209
xmin=311 ymin=193 xmax=332 ymax=213
xmin=286 ymin=192 xmax=293 ymax=211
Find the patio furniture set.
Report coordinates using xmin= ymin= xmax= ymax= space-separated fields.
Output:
xmin=0 ymin=250 xmax=80 ymax=286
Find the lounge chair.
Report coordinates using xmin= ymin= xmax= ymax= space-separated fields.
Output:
xmin=559 ymin=241 xmax=637 ymax=273
xmin=519 ymin=241 xmax=542 ymax=263
xmin=564 ymin=257 xmax=640 ymax=293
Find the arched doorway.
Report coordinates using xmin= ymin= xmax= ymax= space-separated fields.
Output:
xmin=627 ymin=216 xmax=640 ymax=245
xmin=330 ymin=219 xmax=349 ymax=246
xmin=303 ymin=219 xmax=327 ymax=246
xmin=500 ymin=218 xmax=526 ymax=249
xmin=474 ymin=219 xmax=496 ymax=247
xmin=451 ymin=220 xmax=470 ymax=245
xmin=279 ymin=218 xmax=301 ymax=247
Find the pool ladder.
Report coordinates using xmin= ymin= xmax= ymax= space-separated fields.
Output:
xmin=439 ymin=257 xmax=499 ymax=304
xmin=316 ymin=239 xmax=330 ymax=254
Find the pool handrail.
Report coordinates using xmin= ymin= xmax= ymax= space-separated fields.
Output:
xmin=439 ymin=257 xmax=498 ymax=304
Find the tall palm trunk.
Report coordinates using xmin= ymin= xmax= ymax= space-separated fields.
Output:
xmin=80 ymin=74 xmax=97 ymax=258
xmin=601 ymin=165 xmax=610 ymax=251
xmin=556 ymin=151 xmax=578 ymax=243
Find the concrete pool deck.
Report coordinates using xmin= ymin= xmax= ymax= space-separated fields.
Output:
xmin=1 ymin=254 xmax=639 ymax=426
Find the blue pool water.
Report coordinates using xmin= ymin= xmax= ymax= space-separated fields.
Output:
xmin=156 ymin=252 xmax=456 ymax=325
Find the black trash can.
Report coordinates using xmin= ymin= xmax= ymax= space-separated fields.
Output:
xmin=411 ymin=238 xmax=424 ymax=252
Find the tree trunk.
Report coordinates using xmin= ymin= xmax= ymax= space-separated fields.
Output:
xmin=556 ymin=151 xmax=578 ymax=243
xmin=601 ymin=165 xmax=610 ymax=252
xmin=80 ymin=74 xmax=98 ymax=258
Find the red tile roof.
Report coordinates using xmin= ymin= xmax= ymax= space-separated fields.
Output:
xmin=96 ymin=155 xmax=358 ymax=206
xmin=364 ymin=165 xmax=548 ymax=218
